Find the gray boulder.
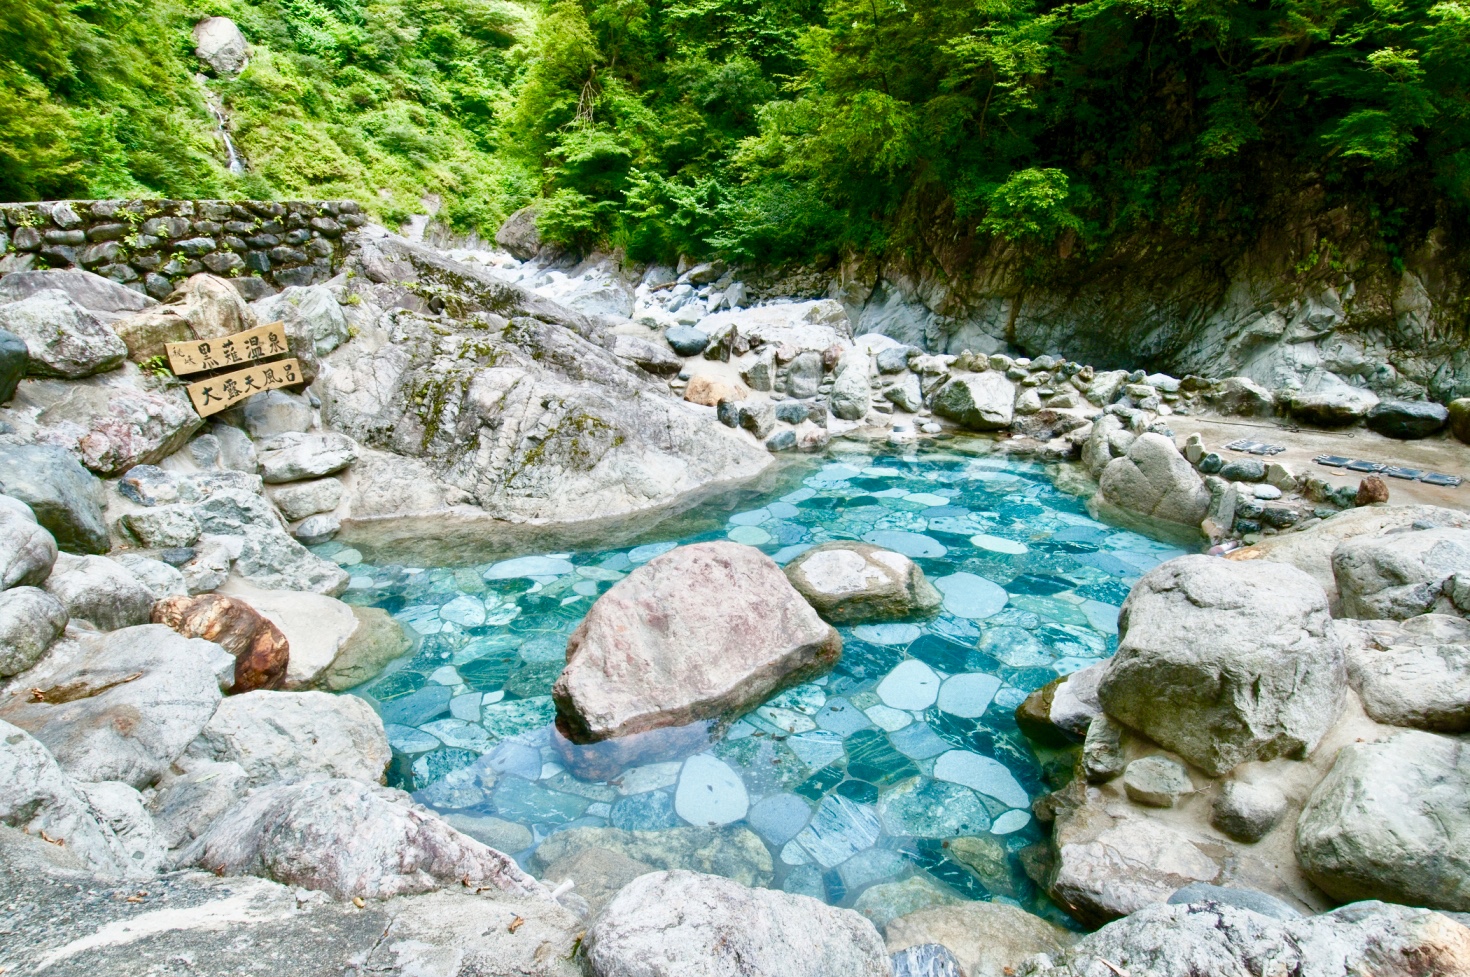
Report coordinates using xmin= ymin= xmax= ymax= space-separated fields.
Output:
xmin=1339 ymin=615 xmax=1470 ymax=731
xmin=1210 ymin=779 xmax=1287 ymax=843
xmin=0 ymin=625 xmax=224 ymax=788
xmin=0 ymin=586 xmax=68 ymax=676
xmin=1296 ymin=729 xmax=1470 ymax=910
xmin=117 ymin=503 xmax=202 ymax=549
xmin=613 ymin=335 xmax=682 ymax=376
xmin=1081 ymin=413 xmax=1133 ymax=478
xmin=256 ymin=432 xmax=359 ymax=483
xmin=1287 ymin=373 xmax=1380 ymax=426
xmin=241 ymin=389 xmax=314 ymax=439
xmin=1366 ymin=400 xmax=1450 ymax=439
xmin=192 ymin=488 xmax=349 ymax=595
xmin=884 ymin=373 xmax=924 ymax=413
xmin=1020 ymin=899 xmax=1470 ymax=977
xmin=19 ymin=371 xmax=204 ymax=476
xmin=0 ymin=503 xmax=57 ymax=588
xmin=0 ymin=718 xmax=157 ymax=877
xmin=43 ymin=554 xmax=155 ymax=631
xmin=553 ymin=542 xmax=841 ymax=741
xmin=885 ymin=902 xmax=1076 ymax=977
xmin=1202 ymin=376 xmax=1274 ymax=417
xmin=268 ymin=477 xmax=342 ymax=521
xmin=582 ymin=870 xmax=889 ymax=977
xmin=191 ymin=778 xmax=545 ymax=899
xmin=1097 ymin=433 xmax=1210 ymax=531
xmin=0 ymin=268 xmax=154 ymax=314
xmin=185 ymin=689 xmax=390 ymax=788
xmin=665 ymin=325 xmax=710 ymax=356
xmin=932 ymin=373 xmax=1015 ymax=430
xmin=1333 ymin=527 xmax=1470 ymax=620
xmin=193 ymin=16 xmax=249 ymax=75
xmin=251 ymin=285 xmax=350 ymax=357
xmin=0 ymin=443 xmax=109 ymax=553
xmin=1097 ymin=555 xmax=1344 ymax=776
xmin=0 ymin=289 xmax=127 ymax=378
xmin=0 ymin=328 xmax=24 ymax=403
xmin=828 ymin=352 xmax=872 ymax=421
xmin=784 ymin=542 xmax=942 ymax=623
xmin=495 ymin=205 xmax=543 ymax=260
xmin=147 ymin=759 xmax=251 ymax=851
xmin=111 ymin=553 xmax=188 ymax=600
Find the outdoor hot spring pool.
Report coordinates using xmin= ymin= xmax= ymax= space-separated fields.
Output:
xmin=314 ymin=442 xmax=1187 ymax=923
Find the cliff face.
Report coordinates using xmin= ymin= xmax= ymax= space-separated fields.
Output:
xmin=812 ymin=192 xmax=1470 ymax=406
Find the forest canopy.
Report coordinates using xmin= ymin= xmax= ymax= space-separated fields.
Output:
xmin=1 ymin=0 xmax=1467 ymax=265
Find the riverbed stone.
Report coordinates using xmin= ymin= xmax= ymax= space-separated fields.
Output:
xmin=1098 ymin=433 xmax=1210 ymax=531
xmin=0 ymin=289 xmax=126 ymax=378
xmin=0 ymin=506 xmax=56 ymax=590
xmin=1211 ymin=779 xmax=1287 ymax=843
xmin=315 ymin=606 xmax=411 ymax=690
xmin=675 ymin=753 xmax=749 ymax=826
xmin=1295 ymin=729 xmax=1470 ymax=911
xmin=554 ymin=542 xmax=840 ymax=741
xmin=885 ymin=902 xmax=1076 ymax=977
xmin=0 ymin=586 xmax=67 ymax=676
xmin=0 ymin=443 xmax=109 ymax=553
xmin=192 ymin=778 xmax=543 ymax=899
xmin=1365 ymin=400 xmax=1449 ymax=439
xmin=185 ymin=689 xmax=390 ymax=787
xmin=785 ymin=542 xmax=941 ymax=623
xmin=931 ymin=373 xmax=1015 ymax=430
xmin=0 ymin=624 xmax=223 ymax=788
xmin=531 ymin=825 xmax=774 ymax=887
xmin=856 ymin=876 xmax=961 ymax=930
xmin=1337 ymin=615 xmax=1470 ymax=731
xmin=1122 ymin=755 xmax=1192 ymax=807
xmin=583 ymin=870 xmax=889 ymax=977
xmin=1333 ymin=527 xmax=1470 ymax=620
xmin=1097 ymin=555 xmax=1344 ymax=776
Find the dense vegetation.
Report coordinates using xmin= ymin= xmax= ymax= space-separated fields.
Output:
xmin=3 ymin=0 xmax=1468 ymax=267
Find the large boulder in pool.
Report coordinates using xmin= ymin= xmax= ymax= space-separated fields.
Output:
xmin=784 ymin=542 xmax=941 ymax=623
xmin=553 ymin=542 xmax=841 ymax=742
xmin=1097 ymin=555 xmax=1345 ymax=776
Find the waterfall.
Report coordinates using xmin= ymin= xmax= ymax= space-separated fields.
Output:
xmin=199 ymin=80 xmax=247 ymax=174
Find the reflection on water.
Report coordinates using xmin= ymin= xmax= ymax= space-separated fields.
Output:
xmin=319 ymin=440 xmax=1186 ymax=925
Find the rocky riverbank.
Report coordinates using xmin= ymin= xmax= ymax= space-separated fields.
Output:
xmin=2 ymin=208 xmax=1470 ymax=975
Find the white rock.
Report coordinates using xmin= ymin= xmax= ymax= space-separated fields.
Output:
xmin=0 ymin=289 xmax=126 ymax=378
xmin=674 ymin=753 xmax=749 ymax=826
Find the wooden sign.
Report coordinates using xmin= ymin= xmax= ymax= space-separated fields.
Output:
xmin=185 ymin=358 xmax=303 ymax=417
xmin=165 ymin=321 xmax=290 ymax=376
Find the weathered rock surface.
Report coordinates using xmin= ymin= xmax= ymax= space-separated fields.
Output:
xmin=256 ymin=431 xmax=359 ymax=483
xmin=0 ymin=328 xmax=25 ymax=403
xmin=252 ymin=285 xmax=351 ymax=357
xmin=1098 ymin=555 xmax=1344 ymax=776
xmin=828 ymin=352 xmax=873 ymax=421
xmin=322 ymin=238 xmax=771 ymax=533
xmin=0 ymin=625 xmax=224 ymax=788
xmin=1296 ymin=729 xmax=1470 ymax=910
xmin=931 ymin=372 xmax=1015 ymax=430
xmin=1287 ymin=373 xmax=1380 ymax=426
xmin=1338 ymin=615 xmax=1470 ymax=731
xmin=1333 ymin=527 xmax=1470 ymax=620
xmin=20 ymin=369 xmax=204 ymax=476
xmin=0 ymin=269 xmax=154 ymax=314
xmin=1097 ymin=433 xmax=1209 ymax=531
xmin=0 ymin=503 xmax=57 ymax=588
xmin=0 ymin=289 xmax=127 ymax=378
xmin=1211 ymin=779 xmax=1287 ymax=843
xmin=185 ymin=689 xmax=389 ymax=787
xmin=553 ymin=542 xmax=841 ymax=741
xmin=147 ymin=759 xmax=252 ymax=852
xmin=582 ymin=870 xmax=889 ymax=977
xmin=242 ymin=389 xmax=315 ymax=439
xmin=1020 ymin=899 xmax=1470 ymax=977
xmin=885 ymin=902 xmax=1076 ymax=977
xmin=191 ymin=488 xmax=349 ymax=595
xmin=110 ymin=273 xmax=254 ymax=361
xmin=530 ymin=826 xmax=774 ymax=888
xmin=0 ymin=586 xmax=68 ymax=676
xmin=1366 ymin=400 xmax=1450 ymax=438
xmin=495 ymin=206 xmax=545 ymax=260
xmin=784 ymin=542 xmax=941 ymax=623
xmin=43 ymin=554 xmax=155 ymax=631
xmin=191 ymin=778 xmax=544 ymax=899
xmin=0 ymin=443 xmax=109 ymax=553
xmin=1228 ymin=504 xmax=1470 ymax=611
xmin=152 ymin=593 xmax=290 ymax=693
xmin=0 ymin=720 xmax=159 ymax=877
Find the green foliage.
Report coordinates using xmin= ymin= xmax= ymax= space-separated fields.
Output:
xmin=1 ymin=0 xmax=1467 ymax=255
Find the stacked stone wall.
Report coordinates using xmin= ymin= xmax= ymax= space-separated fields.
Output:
xmin=0 ymin=199 xmax=365 ymax=300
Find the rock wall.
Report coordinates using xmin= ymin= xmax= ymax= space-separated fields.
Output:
xmin=0 ymin=200 xmax=364 ymax=301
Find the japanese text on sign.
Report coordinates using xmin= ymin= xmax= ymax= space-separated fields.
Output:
xmin=184 ymin=358 xmax=302 ymax=417
xmin=165 ymin=322 xmax=290 ymax=376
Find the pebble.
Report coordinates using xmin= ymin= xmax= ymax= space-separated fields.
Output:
xmin=385 ymin=723 xmax=440 ymax=754
xmin=728 ymin=507 xmax=771 ymax=526
xmin=865 ymin=704 xmax=913 ymax=731
xmin=786 ymin=730 xmax=847 ymax=768
xmin=728 ymin=525 xmax=772 ymax=546
xmin=674 ymin=753 xmax=749 ymax=826
xmin=627 ymin=541 xmax=677 ymax=564
xmin=969 ymin=534 xmax=1028 ymax=555
xmin=438 ymin=595 xmax=486 ymax=626
xmin=448 ymin=692 xmax=482 ymax=722
xmin=420 ymin=719 xmax=494 ymax=753
xmin=877 ymin=660 xmax=942 ymax=710
xmin=991 ymin=809 xmax=1032 ymax=834
xmin=853 ymin=622 xmax=922 ymax=645
xmin=792 ymin=794 xmax=882 ymax=868
xmin=616 ymin=761 xmax=683 ymax=795
xmin=746 ymin=792 xmax=814 ymax=845
xmin=483 ymin=555 xmax=575 ymax=579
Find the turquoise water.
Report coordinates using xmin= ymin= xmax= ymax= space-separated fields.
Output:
xmin=322 ymin=441 xmax=1186 ymax=921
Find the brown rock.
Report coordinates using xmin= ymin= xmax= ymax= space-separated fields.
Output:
xmin=1356 ymin=475 xmax=1389 ymax=506
xmin=683 ymin=375 xmax=748 ymax=407
xmin=553 ymin=541 xmax=842 ymax=742
xmin=152 ymin=593 xmax=289 ymax=692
